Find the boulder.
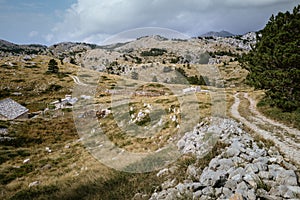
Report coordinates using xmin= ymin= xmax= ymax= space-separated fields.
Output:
xmin=276 ymin=170 xmax=298 ymax=186
xmin=29 ymin=181 xmax=39 ymax=187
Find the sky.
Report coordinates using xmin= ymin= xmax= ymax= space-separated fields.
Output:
xmin=0 ymin=0 xmax=299 ymax=46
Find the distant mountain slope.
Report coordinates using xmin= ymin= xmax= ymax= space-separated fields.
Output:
xmin=48 ymin=42 xmax=101 ymax=61
xmin=48 ymin=42 xmax=100 ymax=53
xmin=0 ymin=39 xmax=48 ymax=56
xmin=201 ymin=30 xmax=235 ymax=37
xmin=0 ymin=31 xmax=256 ymax=69
xmin=0 ymin=39 xmax=101 ymax=59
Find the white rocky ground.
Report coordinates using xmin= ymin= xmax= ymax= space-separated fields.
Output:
xmin=143 ymin=91 xmax=300 ymax=200
xmin=74 ymin=33 xmax=256 ymax=72
xmin=145 ymin=117 xmax=300 ymax=200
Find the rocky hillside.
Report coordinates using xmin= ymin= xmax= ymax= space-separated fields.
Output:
xmin=0 ymin=40 xmax=101 ymax=62
xmin=75 ymin=33 xmax=256 ymax=71
xmin=0 ymin=39 xmax=48 ymax=57
xmin=0 ymin=33 xmax=256 ymax=90
xmin=146 ymin=118 xmax=300 ymax=200
xmin=0 ymin=32 xmax=256 ymax=68
xmin=48 ymin=42 xmax=100 ymax=63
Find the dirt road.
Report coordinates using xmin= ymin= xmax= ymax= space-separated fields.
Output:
xmin=70 ymin=75 xmax=88 ymax=86
xmin=231 ymin=92 xmax=300 ymax=165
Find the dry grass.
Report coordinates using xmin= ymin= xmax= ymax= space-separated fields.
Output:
xmin=237 ymin=93 xmax=251 ymax=120
xmin=0 ymin=111 xmax=165 ymax=200
xmin=248 ymin=91 xmax=300 ymax=130
xmin=89 ymin=72 xmax=214 ymax=153
xmin=3 ymin=51 xmax=293 ymax=199
xmin=217 ymin=61 xmax=249 ymax=88
xmin=0 ymin=55 xmax=78 ymax=111
xmin=0 ymin=56 xmax=216 ymax=199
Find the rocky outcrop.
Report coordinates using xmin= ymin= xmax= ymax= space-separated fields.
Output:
xmin=201 ymin=31 xmax=235 ymax=38
xmin=48 ymin=42 xmax=100 ymax=61
xmin=149 ymin=118 xmax=300 ymax=200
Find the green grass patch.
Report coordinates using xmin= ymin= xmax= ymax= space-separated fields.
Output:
xmin=257 ymin=100 xmax=300 ymax=130
xmin=0 ymin=163 xmax=34 ymax=184
xmin=0 ymin=121 xmax=10 ymax=128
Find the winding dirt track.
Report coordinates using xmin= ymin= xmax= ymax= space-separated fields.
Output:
xmin=70 ymin=75 xmax=88 ymax=86
xmin=231 ymin=92 xmax=300 ymax=166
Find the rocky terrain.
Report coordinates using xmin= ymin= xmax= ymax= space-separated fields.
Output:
xmin=0 ymin=32 xmax=256 ymax=69
xmin=75 ymin=33 xmax=255 ymax=72
xmin=1 ymin=31 xmax=299 ymax=200
xmin=146 ymin=117 xmax=300 ymax=200
xmin=135 ymin=90 xmax=300 ymax=200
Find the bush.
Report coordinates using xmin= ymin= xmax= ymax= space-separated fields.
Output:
xmin=44 ymin=84 xmax=63 ymax=93
xmin=131 ymin=71 xmax=139 ymax=80
xmin=152 ymin=76 xmax=158 ymax=82
xmin=141 ymin=48 xmax=167 ymax=56
xmin=170 ymin=57 xmax=180 ymax=64
xmin=171 ymin=67 xmax=207 ymax=85
xmin=163 ymin=66 xmax=172 ymax=73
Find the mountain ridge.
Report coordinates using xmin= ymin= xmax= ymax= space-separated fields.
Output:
xmin=201 ymin=30 xmax=235 ymax=37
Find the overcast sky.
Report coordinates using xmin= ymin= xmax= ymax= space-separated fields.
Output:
xmin=0 ymin=0 xmax=299 ymax=45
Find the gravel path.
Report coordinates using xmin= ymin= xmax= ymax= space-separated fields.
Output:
xmin=244 ymin=93 xmax=300 ymax=139
xmin=231 ymin=93 xmax=300 ymax=166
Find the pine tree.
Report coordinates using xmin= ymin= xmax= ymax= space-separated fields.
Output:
xmin=242 ymin=5 xmax=300 ymax=111
xmin=47 ymin=59 xmax=59 ymax=73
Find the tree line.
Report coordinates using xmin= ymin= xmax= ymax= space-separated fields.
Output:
xmin=241 ymin=5 xmax=300 ymax=112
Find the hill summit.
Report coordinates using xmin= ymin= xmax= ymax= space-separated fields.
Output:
xmin=201 ymin=30 xmax=235 ymax=37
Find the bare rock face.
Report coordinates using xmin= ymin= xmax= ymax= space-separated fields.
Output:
xmin=148 ymin=118 xmax=300 ymax=200
xmin=78 ymin=48 xmax=122 ymax=71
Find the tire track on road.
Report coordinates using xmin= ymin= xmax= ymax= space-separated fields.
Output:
xmin=231 ymin=93 xmax=300 ymax=165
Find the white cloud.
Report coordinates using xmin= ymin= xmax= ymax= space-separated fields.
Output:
xmin=44 ymin=34 xmax=54 ymax=43
xmin=50 ymin=0 xmax=299 ymax=44
xmin=29 ymin=31 xmax=38 ymax=37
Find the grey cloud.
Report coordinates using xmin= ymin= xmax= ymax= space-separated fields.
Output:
xmin=51 ymin=0 xmax=300 ymax=44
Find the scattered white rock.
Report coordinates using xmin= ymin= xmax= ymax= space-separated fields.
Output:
xmin=45 ymin=147 xmax=52 ymax=153
xmin=29 ymin=181 xmax=39 ymax=187
xmin=157 ymin=168 xmax=169 ymax=177
xmin=80 ymin=95 xmax=91 ymax=100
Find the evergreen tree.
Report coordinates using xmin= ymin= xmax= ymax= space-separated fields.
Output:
xmin=47 ymin=59 xmax=59 ymax=73
xmin=242 ymin=5 xmax=300 ymax=111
